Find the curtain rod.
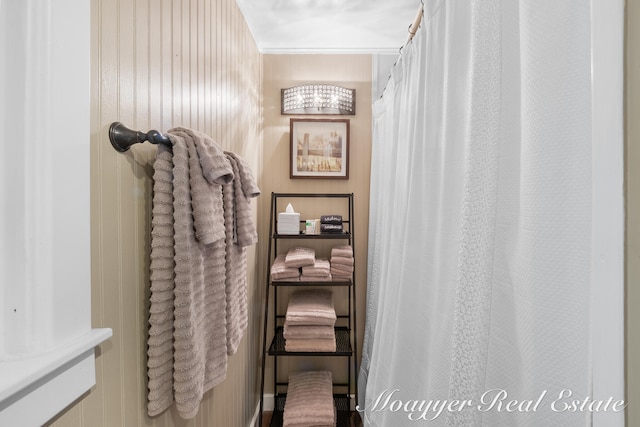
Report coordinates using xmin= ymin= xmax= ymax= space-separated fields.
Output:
xmin=406 ymin=1 xmax=424 ymax=44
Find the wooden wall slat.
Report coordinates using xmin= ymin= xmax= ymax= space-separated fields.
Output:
xmin=50 ymin=1 xmax=263 ymax=426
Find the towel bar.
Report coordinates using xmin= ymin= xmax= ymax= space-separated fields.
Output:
xmin=108 ymin=122 xmax=172 ymax=152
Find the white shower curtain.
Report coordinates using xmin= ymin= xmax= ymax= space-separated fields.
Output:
xmin=359 ymin=0 xmax=623 ymax=426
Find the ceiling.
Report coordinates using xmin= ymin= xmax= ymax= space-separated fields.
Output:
xmin=234 ymin=0 xmax=421 ymax=54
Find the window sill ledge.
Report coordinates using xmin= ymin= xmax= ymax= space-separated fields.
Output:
xmin=0 ymin=328 xmax=112 ymax=425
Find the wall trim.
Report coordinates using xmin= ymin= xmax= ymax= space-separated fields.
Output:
xmin=0 ymin=329 xmax=112 ymax=425
xmin=249 ymin=395 xmax=273 ymax=427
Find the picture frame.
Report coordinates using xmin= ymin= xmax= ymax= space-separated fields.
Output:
xmin=290 ymin=118 xmax=350 ymax=179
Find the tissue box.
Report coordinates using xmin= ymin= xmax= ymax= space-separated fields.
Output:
xmin=277 ymin=212 xmax=300 ymax=235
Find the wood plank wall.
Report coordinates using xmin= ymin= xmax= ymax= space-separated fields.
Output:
xmin=46 ymin=0 xmax=263 ymax=426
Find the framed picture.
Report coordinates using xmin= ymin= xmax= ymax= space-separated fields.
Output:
xmin=290 ymin=118 xmax=350 ymax=179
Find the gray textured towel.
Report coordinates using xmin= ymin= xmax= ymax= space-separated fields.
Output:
xmin=285 ymin=289 xmax=336 ymax=326
xmin=283 ymin=371 xmax=335 ymax=427
xmin=330 ymin=262 xmax=353 ymax=273
xmin=330 ymin=256 xmax=354 ymax=266
xmin=284 ymin=323 xmax=337 ymax=352
xmin=223 ymin=151 xmax=260 ymax=355
xmin=271 ymin=254 xmax=301 ymax=280
xmin=147 ymin=143 xmax=176 ymax=415
xmin=284 ymin=324 xmax=336 ymax=340
xmin=284 ymin=247 xmax=316 ymax=268
xmin=170 ymin=128 xmax=232 ymax=419
xmin=300 ymin=274 xmax=333 ymax=282
xmin=301 ymin=258 xmax=331 ymax=277
xmin=331 ymin=245 xmax=353 ymax=258
xmin=147 ymin=127 xmax=259 ymax=419
xmin=284 ymin=338 xmax=337 ymax=353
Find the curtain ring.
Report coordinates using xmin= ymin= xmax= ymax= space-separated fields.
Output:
xmin=408 ymin=23 xmax=416 ymax=36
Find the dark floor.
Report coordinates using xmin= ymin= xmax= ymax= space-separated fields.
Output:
xmin=261 ymin=411 xmax=363 ymax=426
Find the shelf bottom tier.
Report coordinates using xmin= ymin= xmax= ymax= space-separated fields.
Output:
xmin=270 ymin=394 xmax=351 ymax=427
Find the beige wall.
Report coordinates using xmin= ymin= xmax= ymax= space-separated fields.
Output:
xmin=260 ymin=55 xmax=372 ymax=400
xmin=628 ymin=1 xmax=640 ymax=426
xmin=47 ymin=0 xmax=262 ymax=426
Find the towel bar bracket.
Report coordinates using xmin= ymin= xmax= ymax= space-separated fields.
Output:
xmin=109 ymin=122 xmax=172 ymax=152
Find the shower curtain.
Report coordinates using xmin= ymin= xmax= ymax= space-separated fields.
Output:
xmin=359 ymin=0 xmax=623 ymax=426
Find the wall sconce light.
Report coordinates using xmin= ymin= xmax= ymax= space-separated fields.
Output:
xmin=281 ymin=84 xmax=355 ymax=115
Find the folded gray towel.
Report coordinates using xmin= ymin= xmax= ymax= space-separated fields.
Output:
xmin=283 ymin=371 xmax=335 ymax=427
xmin=285 ymin=247 xmax=316 ymax=268
xmin=284 ymin=338 xmax=337 ymax=353
xmin=301 ymin=258 xmax=331 ymax=277
xmin=331 ymin=245 xmax=353 ymax=258
xmin=286 ymin=289 xmax=336 ymax=326
xmin=300 ymin=274 xmax=333 ymax=282
xmin=330 ymin=263 xmax=354 ymax=274
xmin=271 ymin=254 xmax=301 ymax=280
xmin=330 ymin=255 xmax=354 ymax=266
xmin=284 ymin=324 xmax=336 ymax=340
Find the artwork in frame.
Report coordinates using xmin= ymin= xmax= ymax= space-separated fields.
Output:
xmin=290 ymin=118 xmax=350 ymax=179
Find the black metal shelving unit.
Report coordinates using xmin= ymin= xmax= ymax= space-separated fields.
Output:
xmin=259 ymin=193 xmax=357 ymax=427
